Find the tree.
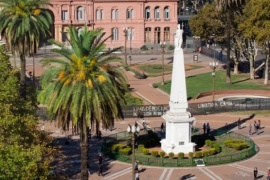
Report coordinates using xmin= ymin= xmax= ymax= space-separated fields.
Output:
xmin=0 ymin=45 xmax=56 ymax=179
xmin=215 ymin=0 xmax=247 ymax=83
xmin=38 ymin=26 xmax=128 ymax=179
xmin=239 ymin=0 xmax=270 ymax=84
xmin=0 ymin=0 xmax=52 ymax=97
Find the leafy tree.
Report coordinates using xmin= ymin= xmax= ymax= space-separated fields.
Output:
xmin=0 ymin=45 xmax=56 ymax=179
xmin=215 ymin=0 xmax=247 ymax=83
xmin=239 ymin=0 xmax=270 ymax=84
xmin=0 ymin=0 xmax=52 ymax=97
xmin=38 ymin=26 xmax=128 ymax=179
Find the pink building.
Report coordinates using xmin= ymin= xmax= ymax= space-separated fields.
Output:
xmin=47 ymin=0 xmax=178 ymax=49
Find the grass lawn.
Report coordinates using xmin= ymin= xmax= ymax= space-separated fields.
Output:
xmin=157 ymin=70 xmax=270 ymax=99
xmin=134 ymin=64 xmax=203 ymax=77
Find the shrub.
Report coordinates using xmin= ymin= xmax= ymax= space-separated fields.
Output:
xmin=151 ymin=150 xmax=159 ymax=157
xmin=143 ymin=148 xmax=149 ymax=155
xmin=213 ymin=144 xmax=221 ymax=153
xmin=209 ymin=148 xmax=216 ymax=155
xmin=140 ymin=45 xmax=149 ymax=51
xmin=168 ymin=45 xmax=175 ymax=51
xmin=119 ymin=147 xmax=132 ymax=155
xmin=195 ymin=151 xmax=202 ymax=158
xmin=160 ymin=151 xmax=166 ymax=158
xmin=111 ymin=144 xmax=124 ymax=152
xmin=169 ymin=152 xmax=174 ymax=159
xmin=188 ymin=152 xmax=194 ymax=158
xmin=152 ymin=65 xmax=162 ymax=69
xmin=224 ymin=139 xmax=248 ymax=151
xmin=178 ymin=152 xmax=184 ymax=159
xmin=203 ymin=150 xmax=209 ymax=157
xmin=138 ymin=144 xmax=145 ymax=152
xmin=205 ymin=140 xmax=212 ymax=147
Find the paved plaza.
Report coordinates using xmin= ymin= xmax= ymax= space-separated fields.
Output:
xmin=35 ymin=52 xmax=270 ymax=180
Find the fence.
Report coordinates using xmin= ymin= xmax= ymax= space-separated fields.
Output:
xmin=201 ymin=46 xmax=227 ymax=64
xmin=37 ymin=98 xmax=270 ymax=119
xmin=101 ymin=129 xmax=256 ymax=167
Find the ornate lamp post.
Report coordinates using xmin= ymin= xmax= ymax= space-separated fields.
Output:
xmin=123 ymin=27 xmax=128 ymax=65
xmin=160 ymin=42 xmax=166 ymax=85
xmin=127 ymin=124 xmax=140 ymax=180
xmin=209 ymin=61 xmax=218 ymax=103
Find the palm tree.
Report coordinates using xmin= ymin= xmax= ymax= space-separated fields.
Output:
xmin=215 ymin=0 xmax=246 ymax=83
xmin=38 ymin=26 xmax=128 ymax=179
xmin=0 ymin=0 xmax=52 ymax=97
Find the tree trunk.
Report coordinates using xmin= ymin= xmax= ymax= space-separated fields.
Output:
xmin=249 ymin=55 xmax=255 ymax=80
xmin=264 ymin=54 xmax=269 ymax=85
xmin=20 ymin=53 xmax=26 ymax=98
xmin=233 ymin=60 xmax=239 ymax=74
xmin=226 ymin=7 xmax=231 ymax=83
xmin=79 ymin=117 xmax=89 ymax=180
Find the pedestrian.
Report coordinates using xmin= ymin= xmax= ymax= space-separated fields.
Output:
xmin=253 ymin=167 xmax=258 ymax=179
xmin=206 ymin=123 xmax=210 ymax=136
xmin=72 ymin=125 xmax=76 ymax=135
xmin=203 ymin=123 xmax=206 ymax=135
xmin=267 ymin=167 xmax=270 ymax=180
xmin=98 ymin=163 xmax=103 ymax=176
xmin=98 ymin=154 xmax=103 ymax=165
xmin=254 ymin=121 xmax=258 ymax=135
xmin=237 ymin=118 xmax=241 ymax=129
xmin=134 ymin=161 xmax=139 ymax=172
xmin=249 ymin=124 xmax=252 ymax=136
xmin=258 ymin=119 xmax=261 ymax=129
xmin=161 ymin=122 xmax=164 ymax=133
xmin=135 ymin=170 xmax=140 ymax=180
xmin=135 ymin=121 xmax=138 ymax=128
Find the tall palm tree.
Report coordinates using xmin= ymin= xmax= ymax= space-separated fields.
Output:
xmin=0 ymin=0 xmax=52 ymax=97
xmin=38 ymin=26 xmax=128 ymax=179
xmin=215 ymin=0 xmax=246 ymax=83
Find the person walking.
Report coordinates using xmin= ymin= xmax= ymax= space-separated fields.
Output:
xmin=135 ymin=170 xmax=140 ymax=180
xmin=203 ymin=123 xmax=206 ymax=135
xmin=253 ymin=167 xmax=258 ymax=179
xmin=254 ymin=121 xmax=258 ymax=135
xmin=249 ymin=124 xmax=252 ymax=136
xmin=134 ymin=161 xmax=139 ymax=172
xmin=98 ymin=154 xmax=103 ymax=165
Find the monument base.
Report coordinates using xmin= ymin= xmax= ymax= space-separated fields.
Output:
xmin=160 ymin=139 xmax=196 ymax=154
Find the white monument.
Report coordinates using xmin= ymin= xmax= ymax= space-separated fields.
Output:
xmin=160 ymin=24 xmax=196 ymax=154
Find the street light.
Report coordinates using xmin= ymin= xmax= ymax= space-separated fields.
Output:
xmin=123 ymin=28 xmax=128 ymax=65
xmin=209 ymin=61 xmax=218 ymax=103
xmin=160 ymin=42 xmax=166 ymax=85
xmin=127 ymin=124 xmax=140 ymax=180
xmin=129 ymin=29 xmax=133 ymax=66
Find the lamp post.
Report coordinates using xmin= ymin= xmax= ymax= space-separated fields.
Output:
xmin=160 ymin=42 xmax=166 ymax=85
xmin=123 ymin=28 xmax=128 ymax=65
xmin=209 ymin=61 xmax=218 ymax=103
xmin=127 ymin=124 xmax=140 ymax=180
xmin=129 ymin=29 xmax=133 ymax=66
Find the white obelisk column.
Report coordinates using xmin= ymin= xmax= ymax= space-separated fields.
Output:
xmin=160 ymin=24 xmax=196 ymax=154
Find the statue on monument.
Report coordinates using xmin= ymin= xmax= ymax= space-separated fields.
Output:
xmin=174 ymin=24 xmax=184 ymax=49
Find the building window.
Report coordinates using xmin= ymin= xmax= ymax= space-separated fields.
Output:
xmin=111 ymin=28 xmax=119 ymax=40
xmin=154 ymin=27 xmax=160 ymax=44
xmin=61 ymin=10 xmax=68 ymax=20
xmin=62 ymin=32 xmax=68 ymax=42
xmin=127 ymin=9 xmax=134 ymax=19
xmin=145 ymin=7 xmax=150 ymax=19
xmin=145 ymin=27 xmax=151 ymax=43
xmin=154 ymin=7 xmax=160 ymax=19
xmin=127 ymin=28 xmax=134 ymax=40
xmin=112 ymin=9 xmax=118 ymax=19
xmin=96 ymin=9 xmax=103 ymax=20
xmin=164 ymin=27 xmax=170 ymax=41
xmin=164 ymin=7 xmax=170 ymax=19
xmin=77 ymin=6 xmax=84 ymax=20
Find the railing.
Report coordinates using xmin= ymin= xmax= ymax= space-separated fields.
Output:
xmin=101 ymin=129 xmax=256 ymax=167
xmin=37 ymin=98 xmax=270 ymax=119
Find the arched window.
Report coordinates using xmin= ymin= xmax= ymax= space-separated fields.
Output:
xmin=127 ymin=8 xmax=134 ymax=19
xmin=145 ymin=27 xmax=151 ymax=43
xmin=96 ymin=9 xmax=103 ymax=20
xmin=145 ymin=7 xmax=150 ymax=19
xmin=111 ymin=9 xmax=119 ymax=19
xmin=154 ymin=7 xmax=160 ymax=19
xmin=111 ymin=28 xmax=119 ymax=40
xmin=164 ymin=7 xmax=170 ymax=19
xmin=77 ymin=6 xmax=84 ymax=20
xmin=164 ymin=27 xmax=170 ymax=41
xmin=127 ymin=28 xmax=134 ymax=40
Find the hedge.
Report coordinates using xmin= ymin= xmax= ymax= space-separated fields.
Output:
xmin=178 ymin=152 xmax=184 ymax=159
